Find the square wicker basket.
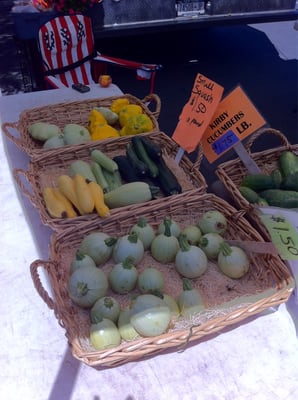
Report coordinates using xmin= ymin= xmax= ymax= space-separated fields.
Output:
xmin=13 ymin=130 xmax=207 ymax=231
xmin=2 ymin=93 xmax=160 ymax=159
xmin=216 ymin=128 xmax=298 ymax=240
xmin=30 ymin=191 xmax=294 ymax=369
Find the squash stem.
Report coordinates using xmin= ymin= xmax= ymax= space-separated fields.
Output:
xmin=149 ymin=185 xmax=160 ymax=198
xmin=77 ymin=282 xmax=89 ymax=296
xmin=91 ymin=313 xmax=103 ymax=324
xmin=163 ymin=217 xmax=173 ymax=237
xmin=105 ymin=237 xmax=117 ymax=247
xmin=137 ymin=217 xmax=148 ymax=228
xmin=103 ymin=297 xmax=114 ymax=309
xmin=122 ymin=256 xmax=136 ymax=269
xmin=220 ymin=242 xmax=232 ymax=257
xmin=75 ymin=250 xmax=86 ymax=260
xmin=128 ymin=231 xmax=139 ymax=243
xmin=182 ymin=278 xmax=193 ymax=291
xmin=178 ymin=234 xmax=191 ymax=252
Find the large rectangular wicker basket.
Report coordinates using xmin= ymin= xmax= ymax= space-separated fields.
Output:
xmin=216 ymin=128 xmax=298 ymax=240
xmin=13 ymin=130 xmax=207 ymax=231
xmin=30 ymin=191 xmax=294 ymax=369
xmin=2 ymin=93 xmax=160 ymax=159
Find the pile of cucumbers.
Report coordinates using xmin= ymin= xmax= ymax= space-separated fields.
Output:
xmin=239 ymin=150 xmax=298 ymax=209
xmin=113 ymin=135 xmax=182 ymax=197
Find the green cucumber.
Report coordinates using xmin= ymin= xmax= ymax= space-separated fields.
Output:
xmin=90 ymin=149 xmax=119 ymax=173
xmin=259 ymin=189 xmax=298 ymax=208
xmin=278 ymin=151 xmax=298 ymax=177
xmin=103 ymin=182 xmax=159 ymax=208
xmin=240 ymin=174 xmax=275 ymax=191
xmin=270 ymin=169 xmax=282 ymax=189
xmin=280 ymin=172 xmax=298 ymax=191
xmin=131 ymin=136 xmax=159 ymax=178
xmin=256 ymin=198 xmax=269 ymax=206
xmin=239 ymin=186 xmax=261 ymax=204
xmin=68 ymin=160 xmax=97 ymax=182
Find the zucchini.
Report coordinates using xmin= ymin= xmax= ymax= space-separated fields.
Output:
xmin=68 ymin=160 xmax=97 ymax=182
xmin=131 ymin=136 xmax=159 ymax=178
xmin=155 ymin=156 xmax=182 ymax=196
xmin=139 ymin=136 xmax=162 ymax=160
xmin=278 ymin=151 xmax=298 ymax=177
xmin=90 ymin=149 xmax=119 ymax=173
xmin=259 ymin=189 xmax=298 ymax=208
xmin=126 ymin=143 xmax=148 ymax=176
xmin=240 ymin=174 xmax=275 ymax=191
xmin=90 ymin=161 xmax=109 ymax=193
xmin=102 ymin=168 xmax=123 ymax=191
xmin=94 ymin=107 xmax=118 ymax=125
xmin=103 ymin=182 xmax=160 ymax=208
xmin=113 ymin=155 xmax=140 ymax=183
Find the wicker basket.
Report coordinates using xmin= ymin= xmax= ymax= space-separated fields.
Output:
xmin=216 ymin=128 xmax=298 ymax=240
xmin=13 ymin=130 xmax=207 ymax=231
xmin=2 ymin=93 xmax=160 ymax=159
xmin=30 ymin=191 xmax=294 ymax=368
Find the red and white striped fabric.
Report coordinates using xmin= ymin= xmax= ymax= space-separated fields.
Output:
xmin=38 ymin=14 xmax=95 ymax=86
xmin=38 ymin=14 xmax=162 ymax=92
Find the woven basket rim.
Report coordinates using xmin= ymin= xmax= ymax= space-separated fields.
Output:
xmin=2 ymin=93 xmax=161 ymax=159
xmin=30 ymin=192 xmax=294 ymax=368
xmin=14 ymin=131 xmax=207 ymax=232
xmin=72 ymin=283 xmax=294 ymax=368
xmin=216 ymin=128 xmax=298 ymax=241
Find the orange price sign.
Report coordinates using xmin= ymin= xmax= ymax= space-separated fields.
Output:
xmin=172 ymin=73 xmax=224 ymax=153
xmin=201 ymin=86 xmax=266 ymax=163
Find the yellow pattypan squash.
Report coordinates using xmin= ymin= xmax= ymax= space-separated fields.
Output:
xmin=110 ymin=98 xmax=130 ymax=114
xmin=118 ymin=104 xmax=143 ymax=127
xmin=88 ymin=109 xmax=107 ymax=131
xmin=120 ymin=114 xmax=154 ymax=136
xmin=91 ymin=124 xmax=120 ymax=141
xmin=88 ymin=109 xmax=119 ymax=140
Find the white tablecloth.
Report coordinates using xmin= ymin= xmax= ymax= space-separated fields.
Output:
xmin=1 ymin=86 xmax=298 ymax=400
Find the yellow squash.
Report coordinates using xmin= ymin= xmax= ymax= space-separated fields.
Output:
xmin=73 ymin=174 xmax=95 ymax=214
xmin=43 ymin=187 xmax=77 ymax=219
xmin=88 ymin=181 xmax=110 ymax=217
xmin=120 ymin=114 xmax=153 ymax=136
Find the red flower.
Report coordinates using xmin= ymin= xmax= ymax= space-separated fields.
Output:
xmin=52 ymin=0 xmax=98 ymax=13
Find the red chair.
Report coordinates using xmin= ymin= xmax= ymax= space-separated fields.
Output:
xmin=38 ymin=14 xmax=162 ymax=93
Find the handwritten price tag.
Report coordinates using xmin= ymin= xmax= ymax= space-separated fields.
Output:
xmin=201 ymin=86 xmax=266 ymax=163
xmin=211 ymin=130 xmax=239 ymax=155
xmin=172 ymin=73 xmax=224 ymax=153
xmin=260 ymin=214 xmax=298 ymax=260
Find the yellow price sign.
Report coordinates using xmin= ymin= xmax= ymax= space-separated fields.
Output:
xmin=260 ymin=213 xmax=298 ymax=260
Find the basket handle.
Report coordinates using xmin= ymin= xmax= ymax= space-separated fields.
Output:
xmin=1 ymin=122 xmax=25 ymax=150
xmin=191 ymin=145 xmax=204 ymax=171
xmin=245 ymin=128 xmax=290 ymax=154
xmin=13 ymin=168 xmax=38 ymax=207
xmin=141 ymin=93 xmax=161 ymax=119
xmin=30 ymin=259 xmax=57 ymax=311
